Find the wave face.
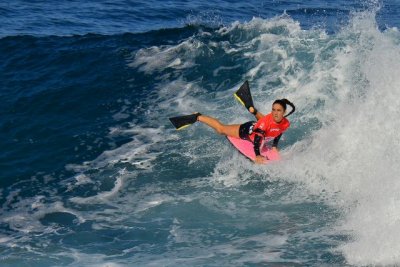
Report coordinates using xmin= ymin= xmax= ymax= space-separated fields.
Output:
xmin=1 ymin=1 xmax=400 ymax=266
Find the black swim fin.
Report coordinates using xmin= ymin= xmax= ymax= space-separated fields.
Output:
xmin=234 ymin=80 xmax=254 ymax=110
xmin=169 ymin=112 xmax=201 ymax=130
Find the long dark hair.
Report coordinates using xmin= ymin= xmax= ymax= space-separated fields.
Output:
xmin=273 ymin=99 xmax=295 ymax=118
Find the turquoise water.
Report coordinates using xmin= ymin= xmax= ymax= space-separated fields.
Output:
xmin=1 ymin=1 xmax=400 ymax=266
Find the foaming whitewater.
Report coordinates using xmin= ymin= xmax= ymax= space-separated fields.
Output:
xmin=275 ymin=10 xmax=400 ymax=266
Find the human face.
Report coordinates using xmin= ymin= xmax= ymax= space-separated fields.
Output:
xmin=271 ymin=103 xmax=285 ymax=123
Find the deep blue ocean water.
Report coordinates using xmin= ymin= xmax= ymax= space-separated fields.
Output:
xmin=2 ymin=0 xmax=400 ymax=266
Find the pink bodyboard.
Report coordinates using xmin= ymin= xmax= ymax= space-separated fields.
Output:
xmin=226 ymin=136 xmax=281 ymax=162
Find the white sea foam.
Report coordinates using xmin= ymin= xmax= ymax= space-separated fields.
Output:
xmin=70 ymin=175 xmax=124 ymax=204
xmin=260 ymin=10 xmax=400 ymax=266
xmin=1 ymin=196 xmax=85 ymax=236
xmin=128 ymin=38 xmax=206 ymax=74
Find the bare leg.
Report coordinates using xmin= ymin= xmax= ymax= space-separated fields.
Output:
xmin=198 ymin=115 xmax=241 ymax=138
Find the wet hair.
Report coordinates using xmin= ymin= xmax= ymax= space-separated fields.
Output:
xmin=273 ymin=99 xmax=295 ymax=118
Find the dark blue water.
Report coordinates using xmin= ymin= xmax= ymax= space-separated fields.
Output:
xmin=2 ymin=0 xmax=393 ymax=36
xmin=1 ymin=0 xmax=400 ymax=266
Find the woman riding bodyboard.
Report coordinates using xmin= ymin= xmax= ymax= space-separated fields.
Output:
xmin=169 ymin=81 xmax=295 ymax=164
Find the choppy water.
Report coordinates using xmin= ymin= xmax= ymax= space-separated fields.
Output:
xmin=1 ymin=0 xmax=400 ymax=266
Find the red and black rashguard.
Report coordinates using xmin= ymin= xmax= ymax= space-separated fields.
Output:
xmin=239 ymin=113 xmax=290 ymax=156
